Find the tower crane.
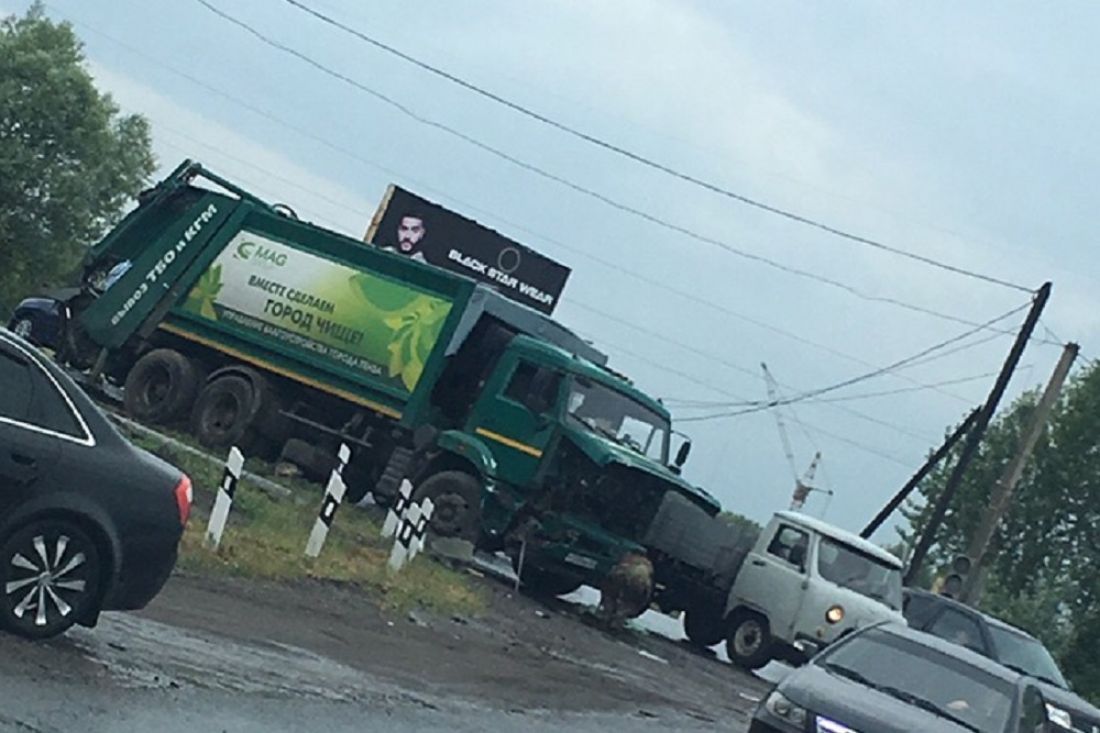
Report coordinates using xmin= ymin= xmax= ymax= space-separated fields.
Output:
xmin=761 ymin=363 xmax=832 ymax=512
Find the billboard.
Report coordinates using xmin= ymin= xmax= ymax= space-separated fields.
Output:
xmin=364 ymin=185 xmax=570 ymax=315
xmin=179 ymin=230 xmax=453 ymax=394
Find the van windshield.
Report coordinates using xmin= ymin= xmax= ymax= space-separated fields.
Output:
xmin=818 ymin=538 xmax=903 ymax=610
xmin=566 ymin=377 xmax=669 ymax=464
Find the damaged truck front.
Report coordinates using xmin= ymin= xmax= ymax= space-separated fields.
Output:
xmin=462 ymin=343 xmax=721 ymax=597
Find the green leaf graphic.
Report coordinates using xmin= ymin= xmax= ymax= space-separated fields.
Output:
xmin=184 ymin=264 xmax=224 ymax=320
xmin=383 ymin=297 xmax=450 ymax=391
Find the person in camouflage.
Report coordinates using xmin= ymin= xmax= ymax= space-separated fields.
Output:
xmin=598 ymin=552 xmax=654 ymax=627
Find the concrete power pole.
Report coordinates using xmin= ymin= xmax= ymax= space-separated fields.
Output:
xmin=959 ymin=342 xmax=1079 ymax=604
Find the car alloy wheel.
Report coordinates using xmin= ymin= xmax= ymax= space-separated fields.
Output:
xmin=0 ymin=521 xmax=101 ymax=640
xmin=11 ymin=318 xmax=34 ymax=341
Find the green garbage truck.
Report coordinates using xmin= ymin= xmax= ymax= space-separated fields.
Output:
xmin=39 ymin=160 xmax=719 ymax=595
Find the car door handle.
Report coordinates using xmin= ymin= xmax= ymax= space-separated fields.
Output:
xmin=10 ymin=452 xmax=36 ymax=468
xmin=751 ymin=559 xmax=766 ymax=567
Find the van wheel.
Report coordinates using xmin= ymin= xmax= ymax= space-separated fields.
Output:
xmin=413 ymin=471 xmax=482 ymax=542
xmin=124 ymin=349 xmax=201 ymax=425
xmin=190 ymin=376 xmax=260 ymax=451
xmin=683 ymin=606 xmax=725 ymax=648
xmin=726 ymin=611 xmax=774 ymax=670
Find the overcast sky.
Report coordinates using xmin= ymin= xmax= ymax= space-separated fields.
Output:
xmin=12 ymin=1 xmax=1098 ymax=541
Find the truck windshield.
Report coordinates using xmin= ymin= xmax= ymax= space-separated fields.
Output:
xmin=566 ymin=377 xmax=669 ymax=464
xmin=817 ymin=538 xmax=902 ymax=610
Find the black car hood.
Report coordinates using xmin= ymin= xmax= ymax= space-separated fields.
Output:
xmin=781 ymin=666 xmax=976 ymax=733
xmin=1036 ymin=680 xmax=1100 ymax=731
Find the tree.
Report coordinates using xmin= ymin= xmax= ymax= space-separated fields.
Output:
xmin=901 ymin=361 xmax=1100 ymax=703
xmin=0 ymin=4 xmax=154 ymax=316
xmin=719 ymin=510 xmax=762 ymax=537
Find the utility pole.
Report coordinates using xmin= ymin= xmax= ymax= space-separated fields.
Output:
xmin=959 ymin=342 xmax=1078 ymax=604
xmin=905 ymin=282 xmax=1052 ymax=586
xmin=861 ymin=408 xmax=980 ymax=539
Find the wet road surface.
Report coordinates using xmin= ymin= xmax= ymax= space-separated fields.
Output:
xmin=0 ymin=571 xmax=774 ymax=732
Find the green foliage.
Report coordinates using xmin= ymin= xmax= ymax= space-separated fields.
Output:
xmin=903 ymin=361 xmax=1100 ymax=702
xmin=719 ymin=510 xmax=762 ymax=537
xmin=0 ymin=3 xmax=155 ymax=315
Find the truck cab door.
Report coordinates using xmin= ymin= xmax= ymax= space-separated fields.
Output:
xmin=729 ymin=523 xmax=811 ymax=643
xmin=467 ymin=355 xmax=562 ymax=492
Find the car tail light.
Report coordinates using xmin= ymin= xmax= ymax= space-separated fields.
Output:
xmin=174 ymin=474 xmax=193 ymax=527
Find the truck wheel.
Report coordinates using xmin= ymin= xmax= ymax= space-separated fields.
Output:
xmin=123 ymin=349 xmax=201 ymax=425
xmin=513 ymin=561 xmax=582 ymax=597
xmin=726 ymin=611 xmax=774 ymax=670
xmin=414 ymin=471 xmax=482 ymax=542
xmin=683 ymin=606 xmax=725 ymax=648
xmin=190 ymin=376 xmax=260 ymax=451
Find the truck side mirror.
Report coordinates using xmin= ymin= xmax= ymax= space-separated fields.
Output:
xmin=674 ymin=440 xmax=691 ymax=468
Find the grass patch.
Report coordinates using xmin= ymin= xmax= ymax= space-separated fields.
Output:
xmin=127 ymin=429 xmax=484 ymax=617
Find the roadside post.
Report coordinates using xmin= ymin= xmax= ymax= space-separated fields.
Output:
xmin=304 ymin=444 xmax=352 ymax=559
xmin=205 ymin=446 xmax=244 ymax=550
xmin=408 ymin=498 xmax=434 ymax=561
xmin=387 ymin=502 xmax=422 ymax=573
xmin=381 ymin=479 xmax=413 ymax=539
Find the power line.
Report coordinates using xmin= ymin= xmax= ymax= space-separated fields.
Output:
xmin=668 ymin=369 xmax=1000 ymax=408
xmin=589 ymin=334 xmax=914 ymax=467
xmin=59 ymin=9 xmax=980 ymax=408
xmin=194 ymin=0 xmax=1034 ymax=334
xmin=677 ymin=302 xmax=1031 ymax=423
xmin=279 ymin=0 xmax=1033 ymax=294
xmin=567 ymin=300 xmax=938 ymax=442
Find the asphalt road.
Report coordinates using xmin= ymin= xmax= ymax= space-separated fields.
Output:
xmin=0 ymin=572 xmax=774 ymax=733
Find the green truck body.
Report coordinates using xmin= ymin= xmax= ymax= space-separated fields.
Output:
xmin=65 ymin=161 xmax=719 ymax=593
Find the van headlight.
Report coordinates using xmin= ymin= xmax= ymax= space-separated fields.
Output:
xmin=826 ymin=605 xmax=845 ymax=624
xmin=765 ymin=690 xmax=808 ymax=726
xmin=1046 ymin=703 xmax=1073 ymax=729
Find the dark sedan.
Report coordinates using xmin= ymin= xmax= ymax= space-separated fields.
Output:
xmin=0 ymin=328 xmax=191 ymax=639
xmin=904 ymin=588 xmax=1100 ymax=732
xmin=750 ymin=623 xmax=1062 ymax=733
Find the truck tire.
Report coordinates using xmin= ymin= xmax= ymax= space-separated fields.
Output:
xmin=513 ymin=560 xmax=582 ymax=597
xmin=683 ymin=606 xmax=725 ymax=648
xmin=413 ymin=471 xmax=482 ymax=542
xmin=123 ymin=349 xmax=201 ymax=425
xmin=726 ymin=611 xmax=774 ymax=670
xmin=190 ymin=375 xmax=260 ymax=451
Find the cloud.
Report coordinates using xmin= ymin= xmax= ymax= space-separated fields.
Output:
xmin=86 ymin=60 xmax=375 ymax=238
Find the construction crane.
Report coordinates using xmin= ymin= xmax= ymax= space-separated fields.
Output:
xmin=761 ymin=363 xmax=832 ymax=512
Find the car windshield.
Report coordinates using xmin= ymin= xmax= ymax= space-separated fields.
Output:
xmin=566 ymin=376 xmax=669 ymax=463
xmin=819 ymin=628 xmax=1015 ymax=733
xmin=817 ymin=538 xmax=903 ymax=610
xmin=988 ymin=625 xmax=1068 ymax=688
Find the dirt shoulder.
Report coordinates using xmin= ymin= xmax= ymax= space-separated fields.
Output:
xmin=137 ymin=570 xmax=768 ymax=727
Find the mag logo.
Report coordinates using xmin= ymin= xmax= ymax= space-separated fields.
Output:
xmin=234 ymin=239 xmax=288 ymax=267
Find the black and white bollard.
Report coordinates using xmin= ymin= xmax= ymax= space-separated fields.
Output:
xmin=304 ymin=444 xmax=352 ymax=559
xmin=408 ymin=498 xmax=434 ymax=562
xmin=205 ymin=446 xmax=244 ymax=550
xmin=387 ymin=502 xmax=421 ymax=573
xmin=381 ymin=479 xmax=413 ymax=539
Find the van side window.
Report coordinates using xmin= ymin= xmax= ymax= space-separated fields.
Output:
xmin=504 ymin=362 xmax=561 ymax=414
xmin=767 ymin=525 xmax=809 ymax=568
xmin=0 ymin=351 xmax=33 ymax=421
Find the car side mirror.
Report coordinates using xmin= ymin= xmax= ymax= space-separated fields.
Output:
xmin=674 ymin=440 xmax=691 ymax=468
